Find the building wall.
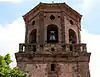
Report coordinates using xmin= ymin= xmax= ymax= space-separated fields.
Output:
xmin=25 ymin=64 xmax=48 ymax=77
xmin=44 ymin=12 xmax=62 ymax=43
xmin=64 ymin=15 xmax=80 ymax=44
xmin=59 ymin=63 xmax=73 ymax=77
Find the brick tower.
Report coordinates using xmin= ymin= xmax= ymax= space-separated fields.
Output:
xmin=15 ymin=3 xmax=91 ymax=77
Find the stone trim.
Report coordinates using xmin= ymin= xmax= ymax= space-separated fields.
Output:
xmin=15 ymin=52 xmax=91 ymax=63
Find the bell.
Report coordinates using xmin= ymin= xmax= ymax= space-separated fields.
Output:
xmin=49 ymin=30 xmax=56 ymax=40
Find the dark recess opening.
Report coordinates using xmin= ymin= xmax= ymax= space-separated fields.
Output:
xmin=51 ymin=64 xmax=55 ymax=71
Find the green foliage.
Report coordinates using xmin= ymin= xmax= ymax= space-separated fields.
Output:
xmin=0 ymin=54 xmax=28 ymax=77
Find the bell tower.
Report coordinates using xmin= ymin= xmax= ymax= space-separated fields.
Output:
xmin=15 ymin=3 xmax=91 ymax=77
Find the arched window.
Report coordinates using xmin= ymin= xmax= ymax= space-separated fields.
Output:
xmin=29 ymin=29 xmax=36 ymax=43
xmin=69 ymin=29 xmax=77 ymax=51
xmin=47 ymin=24 xmax=58 ymax=43
xmin=69 ymin=29 xmax=77 ymax=44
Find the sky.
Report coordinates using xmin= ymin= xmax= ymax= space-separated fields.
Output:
xmin=0 ymin=0 xmax=100 ymax=77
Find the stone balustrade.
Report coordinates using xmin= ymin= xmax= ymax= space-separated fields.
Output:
xmin=19 ymin=43 xmax=37 ymax=52
xmin=70 ymin=43 xmax=87 ymax=52
xmin=18 ymin=43 xmax=87 ymax=53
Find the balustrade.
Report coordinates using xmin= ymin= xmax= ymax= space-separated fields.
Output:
xmin=19 ymin=43 xmax=87 ymax=52
xmin=19 ymin=43 xmax=36 ymax=52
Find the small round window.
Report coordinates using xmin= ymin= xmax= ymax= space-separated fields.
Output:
xmin=50 ymin=15 xmax=55 ymax=20
xmin=32 ymin=20 xmax=35 ymax=25
xmin=69 ymin=20 xmax=74 ymax=25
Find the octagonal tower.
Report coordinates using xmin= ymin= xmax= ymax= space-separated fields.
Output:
xmin=15 ymin=3 xmax=91 ymax=77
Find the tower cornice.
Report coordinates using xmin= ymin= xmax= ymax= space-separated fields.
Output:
xmin=23 ymin=2 xmax=82 ymax=23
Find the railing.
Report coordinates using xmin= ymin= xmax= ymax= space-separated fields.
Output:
xmin=19 ymin=43 xmax=37 ymax=52
xmin=44 ymin=43 xmax=87 ymax=52
xmin=18 ymin=43 xmax=87 ymax=53
xmin=69 ymin=43 xmax=87 ymax=52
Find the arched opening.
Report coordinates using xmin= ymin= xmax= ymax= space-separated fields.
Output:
xmin=29 ymin=29 xmax=36 ymax=43
xmin=69 ymin=29 xmax=77 ymax=51
xmin=47 ymin=24 xmax=58 ymax=43
xmin=69 ymin=29 xmax=77 ymax=44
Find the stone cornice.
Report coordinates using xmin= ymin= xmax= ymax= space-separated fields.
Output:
xmin=15 ymin=52 xmax=91 ymax=63
xmin=23 ymin=3 xmax=82 ymax=23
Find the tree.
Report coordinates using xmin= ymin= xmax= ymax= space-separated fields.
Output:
xmin=0 ymin=54 xmax=28 ymax=77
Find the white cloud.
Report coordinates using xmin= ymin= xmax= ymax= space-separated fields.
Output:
xmin=0 ymin=17 xmax=25 ymax=67
xmin=0 ymin=0 xmax=24 ymax=3
xmin=81 ymin=27 xmax=100 ymax=77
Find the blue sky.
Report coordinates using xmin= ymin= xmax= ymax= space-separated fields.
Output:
xmin=0 ymin=0 xmax=100 ymax=34
xmin=0 ymin=1 xmax=38 ymax=25
xmin=0 ymin=0 xmax=100 ymax=77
